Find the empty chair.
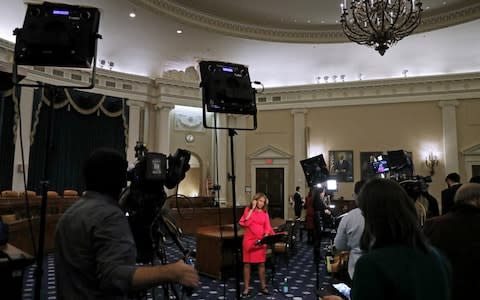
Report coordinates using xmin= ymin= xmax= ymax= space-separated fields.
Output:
xmin=1 ymin=190 xmax=20 ymax=198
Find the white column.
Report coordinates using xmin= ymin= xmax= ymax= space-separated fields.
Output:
xmin=438 ymin=100 xmax=460 ymax=173
xmin=126 ymin=100 xmax=144 ymax=164
xmin=292 ymin=109 xmax=307 ymax=188
xmin=154 ymin=103 xmax=174 ymax=155
xmin=12 ymin=87 xmax=35 ymax=190
xmin=212 ymin=114 xmax=228 ymax=207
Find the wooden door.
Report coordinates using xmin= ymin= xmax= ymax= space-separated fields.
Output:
xmin=256 ymin=168 xmax=284 ymax=219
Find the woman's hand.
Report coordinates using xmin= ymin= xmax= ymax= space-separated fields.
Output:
xmin=252 ymin=199 xmax=258 ymax=209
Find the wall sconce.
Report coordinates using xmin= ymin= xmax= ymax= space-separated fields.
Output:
xmin=425 ymin=152 xmax=439 ymax=176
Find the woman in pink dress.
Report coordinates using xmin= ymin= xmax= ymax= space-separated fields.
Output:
xmin=239 ymin=192 xmax=275 ymax=297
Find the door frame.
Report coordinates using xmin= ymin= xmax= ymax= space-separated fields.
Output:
xmin=249 ymin=145 xmax=291 ymax=220
xmin=463 ymin=144 xmax=480 ymax=180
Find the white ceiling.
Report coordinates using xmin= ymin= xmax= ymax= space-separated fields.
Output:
xmin=0 ymin=0 xmax=479 ymax=87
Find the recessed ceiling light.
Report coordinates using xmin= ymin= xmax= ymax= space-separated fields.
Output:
xmin=176 ymin=29 xmax=183 ymax=34
xmin=129 ymin=12 xmax=136 ymax=18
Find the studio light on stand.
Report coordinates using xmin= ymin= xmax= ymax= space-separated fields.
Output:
xmin=12 ymin=3 xmax=101 ymax=299
xmin=340 ymin=0 xmax=423 ymax=55
xmin=12 ymin=1 xmax=102 ymax=88
xmin=199 ymin=60 xmax=259 ymax=300
xmin=425 ymin=152 xmax=439 ymax=176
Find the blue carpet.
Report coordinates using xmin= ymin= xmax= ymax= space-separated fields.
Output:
xmin=22 ymin=233 xmax=334 ymax=299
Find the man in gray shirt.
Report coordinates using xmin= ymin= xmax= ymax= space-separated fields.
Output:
xmin=55 ymin=148 xmax=199 ymax=299
xmin=334 ymin=180 xmax=365 ymax=280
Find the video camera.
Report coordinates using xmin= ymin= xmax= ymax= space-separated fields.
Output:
xmin=398 ymin=175 xmax=432 ymax=200
xmin=119 ymin=142 xmax=191 ymax=262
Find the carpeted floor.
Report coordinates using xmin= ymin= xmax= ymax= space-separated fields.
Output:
xmin=22 ymin=231 xmax=338 ymax=299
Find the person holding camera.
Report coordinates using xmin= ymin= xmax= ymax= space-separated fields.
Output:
xmin=239 ymin=192 xmax=275 ymax=297
xmin=55 ymin=148 xmax=199 ymax=299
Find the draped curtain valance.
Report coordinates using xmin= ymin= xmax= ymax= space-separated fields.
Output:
xmin=40 ymin=88 xmax=125 ymax=117
xmin=31 ymin=88 xmax=129 ymax=149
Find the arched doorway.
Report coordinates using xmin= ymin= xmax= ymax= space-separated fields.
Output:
xmin=177 ymin=153 xmax=202 ymax=197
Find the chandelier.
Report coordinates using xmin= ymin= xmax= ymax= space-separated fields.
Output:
xmin=340 ymin=0 xmax=423 ymax=55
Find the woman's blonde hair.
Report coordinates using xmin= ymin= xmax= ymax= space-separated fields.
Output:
xmin=250 ymin=192 xmax=269 ymax=211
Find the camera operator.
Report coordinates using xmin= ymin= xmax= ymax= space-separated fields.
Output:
xmin=55 ymin=148 xmax=199 ymax=300
xmin=400 ymin=177 xmax=439 ymax=226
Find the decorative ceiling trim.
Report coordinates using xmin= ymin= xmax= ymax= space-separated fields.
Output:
xmin=131 ymin=0 xmax=480 ymax=43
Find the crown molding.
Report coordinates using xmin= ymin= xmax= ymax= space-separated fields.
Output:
xmin=131 ymin=0 xmax=480 ymax=43
xmin=418 ymin=3 xmax=480 ymax=33
xmin=2 ymin=35 xmax=479 ymax=110
xmin=256 ymin=72 xmax=480 ymax=110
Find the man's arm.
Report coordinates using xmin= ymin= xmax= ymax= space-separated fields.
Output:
xmin=131 ymin=260 xmax=199 ymax=291
xmin=334 ymin=217 xmax=349 ymax=251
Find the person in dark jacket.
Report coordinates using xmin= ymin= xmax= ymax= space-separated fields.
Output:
xmin=441 ymin=172 xmax=462 ymax=214
xmin=424 ymin=183 xmax=480 ymax=300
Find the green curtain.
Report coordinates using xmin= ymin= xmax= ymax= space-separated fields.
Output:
xmin=27 ymin=87 xmax=129 ymax=194
xmin=0 ymin=89 xmax=17 ymax=192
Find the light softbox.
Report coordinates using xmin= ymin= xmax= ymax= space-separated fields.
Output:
xmin=300 ymin=154 xmax=329 ymax=187
xmin=199 ymin=61 xmax=256 ymax=115
xmin=14 ymin=2 xmax=101 ymax=68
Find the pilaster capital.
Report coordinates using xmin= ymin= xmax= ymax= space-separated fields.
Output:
xmin=438 ymin=100 xmax=460 ymax=109
xmin=291 ymin=108 xmax=308 ymax=115
xmin=154 ymin=102 xmax=175 ymax=111
xmin=126 ymin=100 xmax=145 ymax=108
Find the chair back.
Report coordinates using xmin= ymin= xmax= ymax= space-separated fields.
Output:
xmin=1 ymin=190 xmax=19 ymax=197
xmin=63 ymin=189 xmax=79 ymax=197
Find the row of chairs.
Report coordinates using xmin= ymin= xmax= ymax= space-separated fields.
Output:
xmin=0 ymin=190 xmax=80 ymax=224
xmin=1 ymin=190 xmax=79 ymax=198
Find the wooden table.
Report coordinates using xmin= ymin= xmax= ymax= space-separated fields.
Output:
xmin=194 ymin=218 xmax=287 ymax=279
xmin=195 ymin=224 xmax=244 ymax=279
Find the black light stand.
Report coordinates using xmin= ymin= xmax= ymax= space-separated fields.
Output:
xmin=11 ymin=3 xmax=101 ymax=299
xmin=34 ymin=85 xmax=56 ymax=300
xmin=199 ymin=60 xmax=259 ymax=300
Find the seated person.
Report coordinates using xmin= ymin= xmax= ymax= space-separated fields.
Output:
xmin=322 ymin=179 xmax=451 ymax=300
xmin=334 ymin=180 xmax=365 ymax=280
xmin=423 ymin=183 xmax=480 ymax=300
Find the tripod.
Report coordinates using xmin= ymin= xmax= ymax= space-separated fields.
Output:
xmin=131 ymin=208 xmax=193 ymax=300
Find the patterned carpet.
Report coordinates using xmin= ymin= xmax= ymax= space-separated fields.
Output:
xmin=21 ymin=231 xmax=337 ymax=299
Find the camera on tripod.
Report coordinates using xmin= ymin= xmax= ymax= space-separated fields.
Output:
xmin=398 ymin=175 xmax=432 ymax=199
xmin=119 ymin=142 xmax=191 ymax=262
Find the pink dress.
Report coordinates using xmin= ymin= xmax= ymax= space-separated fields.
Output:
xmin=239 ymin=207 xmax=274 ymax=263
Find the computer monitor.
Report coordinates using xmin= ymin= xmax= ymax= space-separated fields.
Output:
xmin=300 ymin=154 xmax=329 ymax=186
xmin=372 ymin=158 xmax=389 ymax=174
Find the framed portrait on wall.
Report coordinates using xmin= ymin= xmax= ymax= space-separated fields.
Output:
xmin=328 ymin=150 xmax=354 ymax=182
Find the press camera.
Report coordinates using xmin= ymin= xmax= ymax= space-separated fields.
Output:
xmin=119 ymin=142 xmax=191 ymax=262
xmin=398 ymin=175 xmax=433 ymax=199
